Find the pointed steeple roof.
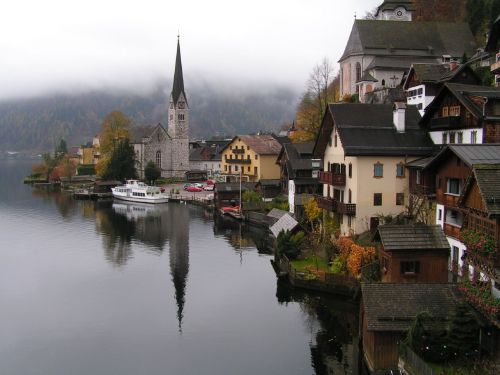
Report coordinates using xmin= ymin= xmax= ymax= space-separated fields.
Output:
xmin=172 ymin=37 xmax=187 ymax=106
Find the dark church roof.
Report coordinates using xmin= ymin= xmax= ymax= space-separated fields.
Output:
xmin=340 ymin=20 xmax=476 ymax=62
xmin=314 ymin=104 xmax=435 ymax=157
xmin=172 ymin=38 xmax=187 ymax=106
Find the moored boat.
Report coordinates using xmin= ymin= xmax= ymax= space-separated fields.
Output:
xmin=111 ymin=180 xmax=169 ymax=204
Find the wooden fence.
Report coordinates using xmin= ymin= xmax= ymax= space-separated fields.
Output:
xmin=400 ymin=344 xmax=435 ymax=375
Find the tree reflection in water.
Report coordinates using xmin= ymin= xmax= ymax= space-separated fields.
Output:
xmin=276 ymin=280 xmax=361 ymax=375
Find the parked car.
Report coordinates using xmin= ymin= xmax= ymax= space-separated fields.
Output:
xmin=183 ymin=183 xmax=192 ymax=190
xmin=186 ymin=186 xmax=202 ymax=192
xmin=206 ymin=179 xmax=215 ymax=185
xmin=193 ymin=183 xmax=203 ymax=188
xmin=203 ymin=184 xmax=214 ymax=191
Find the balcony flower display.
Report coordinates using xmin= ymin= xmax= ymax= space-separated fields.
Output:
xmin=460 ymin=229 xmax=496 ymax=258
xmin=458 ymin=280 xmax=500 ymax=322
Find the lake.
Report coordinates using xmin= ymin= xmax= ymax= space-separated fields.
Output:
xmin=0 ymin=160 xmax=359 ymax=375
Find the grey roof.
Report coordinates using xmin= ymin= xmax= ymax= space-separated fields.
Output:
xmin=280 ymin=143 xmax=316 ymax=176
xmin=405 ymin=155 xmax=435 ymax=169
xmin=223 ymin=135 xmax=282 ymax=155
xmin=358 ymin=71 xmax=378 ymax=83
xmin=375 ymin=224 xmax=450 ymax=251
xmin=316 ymin=103 xmax=435 ymax=157
xmin=470 ymin=165 xmax=500 ymax=217
xmin=365 ymin=56 xmax=437 ymax=71
xmin=340 ymin=20 xmax=476 ymax=62
xmin=270 ymin=213 xmax=299 ymax=238
xmin=411 ymin=63 xmax=449 ymax=83
xmin=171 ymin=38 xmax=187 ymax=106
xmin=425 ymin=144 xmax=500 ymax=170
xmin=361 ymin=283 xmax=459 ymax=332
xmin=130 ymin=124 xmax=158 ymax=143
xmin=266 ymin=208 xmax=288 ymax=219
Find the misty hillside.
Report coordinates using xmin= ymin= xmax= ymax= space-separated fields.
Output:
xmin=0 ymin=83 xmax=298 ymax=152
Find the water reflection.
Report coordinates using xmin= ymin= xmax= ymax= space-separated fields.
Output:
xmin=276 ymin=280 xmax=360 ymax=375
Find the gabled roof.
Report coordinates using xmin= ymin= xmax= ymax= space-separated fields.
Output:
xmin=460 ymin=164 xmax=500 ymax=217
xmin=403 ymin=63 xmax=449 ymax=90
xmin=358 ymin=71 xmax=378 ymax=83
xmin=130 ymin=123 xmax=168 ymax=144
xmin=278 ymin=142 xmax=316 ymax=178
xmin=223 ymin=135 xmax=282 ymax=155
xmin=424 ymin=144 xmax=500 ymax=171
xmin=421 ymin=83 xmax=500 ymax=124
xmin=270 ymin=213 xmax=299 ymax=238
xmin=374 ymin=224 xmax=450 ymax=251
xmin=340 ymin=20 xmax=476 ymax=62
xmin=365 ymin=56 xmax=437 ymax=71
xmin=314 ymin=103 xmax=435 ymax=157
xmin=361 ymin=283 xmax=459 ymax=331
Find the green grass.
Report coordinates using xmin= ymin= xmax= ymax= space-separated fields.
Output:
xmin=291 ymin=254 xmax=328 ymax=272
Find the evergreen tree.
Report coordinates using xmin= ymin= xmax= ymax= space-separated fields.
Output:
xmin=102 ymin=139 xmax=137 ymax=181
xmin=447 ymin=302 xmax=480 ymax=359
xmin=144 ymin=161 xmax=161 ymax=184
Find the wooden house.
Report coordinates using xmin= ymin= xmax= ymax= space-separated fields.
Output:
xmin=361 ymin=283 xmax=460 ymax=374
xmin=214 ymin=182 xmax=256 ymax=209
xmin=420 ymin=83 xmax=500 ymax=145
xmin=374 ymin=224 xmax=450 ymax=283
xmin=276 ymin=142 xmax=321 ymax=216
xmin=459 ymin=164 xmax=500 ymax=297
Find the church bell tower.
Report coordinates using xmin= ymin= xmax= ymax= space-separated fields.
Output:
xmin=168 ymin=37 xmax=189 ymax=178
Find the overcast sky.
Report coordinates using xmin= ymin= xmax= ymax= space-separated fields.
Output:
xmin=0 ymin=0 xmax=381 ymax=100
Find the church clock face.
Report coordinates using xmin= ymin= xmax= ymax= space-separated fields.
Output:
xmin=395 ymin=7 xmax=405 ymax=18
xmin=178 ymin=101 xmax=185 ymax=109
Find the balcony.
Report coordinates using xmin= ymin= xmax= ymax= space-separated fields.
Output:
xmin=232 ymin=148 xmax=245 ymax=154
xmin=317 ymin=196 xmax=336 ymax=211
xmin=436 ymin=192 xmax=460 ymax=207
xmin=318 ymin=171 xmax=346 ymax=186
xmin=428 ymin=116 xmax=461 ymax=130
xmin=316 ymin=196 xmax=356 ymax=216
xmin=226 ymin=158 xmax=251 ymax=164
xmin=443 ymin=222 xmax=461 ymax=240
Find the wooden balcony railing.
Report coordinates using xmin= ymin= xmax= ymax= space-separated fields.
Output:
xmin=443 ymin=222 xmax=461 ymax=240
xmin=436 ymin=192 xmax=460 ymax=207
xmin=318 ymin=171 xmax=346 ymax=186
xmin=428 ymin=116 xmax=461 ymax=130
xmin=316 ymin=196 xmax=356 ymax=216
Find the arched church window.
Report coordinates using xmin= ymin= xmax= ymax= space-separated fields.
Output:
xmin=156 ymin=151 xmax=161 ymax=168
xmin=382 ymin=79 xmax=386 ymax=86
xmin=356 ymin=63 xmax=361 ymax=82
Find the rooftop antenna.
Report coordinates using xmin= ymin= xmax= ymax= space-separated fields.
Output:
xmin=354 ymin=11 xmax=357 ymax=19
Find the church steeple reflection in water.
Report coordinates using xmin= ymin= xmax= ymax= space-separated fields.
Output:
xmin=103 ymin=202 xmax=190 ymax=332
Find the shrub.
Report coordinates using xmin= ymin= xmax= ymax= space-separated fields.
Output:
xmin=77 ymin=164 xmax=96 ymax=176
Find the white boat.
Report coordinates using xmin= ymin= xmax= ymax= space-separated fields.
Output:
xmin=111 ymin=180 xmax=169 ymax=204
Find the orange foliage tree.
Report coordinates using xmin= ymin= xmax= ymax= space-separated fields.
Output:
xmin=335 ymin=236 xmax=376 ymax=278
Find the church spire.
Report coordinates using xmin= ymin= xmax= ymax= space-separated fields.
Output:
xmin=172 ymin=36 xmax=187 ymax=106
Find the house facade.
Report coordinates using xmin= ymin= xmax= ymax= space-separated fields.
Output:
xmin=220 ymin=135 xmax=282 ymax=183
xmin=313 ymin=103 xmax=435 ymax=236
xmin=420 ymin=83 xmax=500 ymax=145
xmin=276 ymin=142 xmax=322 ymax=216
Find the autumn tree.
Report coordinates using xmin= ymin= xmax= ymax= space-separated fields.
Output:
xmin=292 ymin=59 xmax=339 ymax=142
xmin=96 ymin=111 xmax=132 ymax=177
xmin=304 ymin=197 xmax=321 ymax=231
xmin=57 ymin=155 xmax=77 ymax=180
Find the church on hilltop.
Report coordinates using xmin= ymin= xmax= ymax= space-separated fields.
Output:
xmin=133 ymin=38 xmax=189 ymax=179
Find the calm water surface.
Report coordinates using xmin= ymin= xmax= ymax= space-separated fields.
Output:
xmin=0 ymin=160 xmax=359 ymax=375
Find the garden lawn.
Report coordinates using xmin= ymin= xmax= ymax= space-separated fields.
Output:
xmin=291 ymin=254 xmax=328 ymax=272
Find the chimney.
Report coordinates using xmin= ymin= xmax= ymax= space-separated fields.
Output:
xmin=393 ymin=102 xmax=406 ymax=133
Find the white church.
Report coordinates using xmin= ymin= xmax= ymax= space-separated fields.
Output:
xmin=133 ymin=38 xmax=190 ymax=179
